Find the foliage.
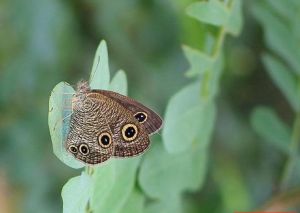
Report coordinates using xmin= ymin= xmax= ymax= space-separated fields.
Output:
xmin=251 ymin=0 xmax=300 ymax=191
xmin=149 ymin=0 xmax=243 ymax=211
xmin=49 ymin=0 xmax=243 ymax=211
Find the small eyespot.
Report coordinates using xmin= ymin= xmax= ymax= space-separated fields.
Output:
xmin=134 ymin=112 xmax=148 ymax=123
xmin=69 ymin=145 xmax=78 ymax=154
xmin=98 ymin=132 xmax=112 ymax=148
xmin=121 ymin=124 xmax=138 ymax=141
xmin=79 ymin=143 xmax=89 ymax=155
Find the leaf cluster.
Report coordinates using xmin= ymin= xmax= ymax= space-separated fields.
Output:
xmin=251 ymin=0 xmax=300 ymax=191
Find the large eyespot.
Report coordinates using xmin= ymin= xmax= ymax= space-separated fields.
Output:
xmin=69 ymin=145 xmax=78 ymax=154
xmin=79 ymin=143 xmax=89 ymax=155
xmin=122 ymin=124 xmax=138 ymax=141
xmin=98 ymin=132 xmax=112 ymax=148
xmin=134 ymin=112 xmax=148 ymax=123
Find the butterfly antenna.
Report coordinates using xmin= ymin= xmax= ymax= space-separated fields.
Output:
xmin=62 ymin=92 xmax=76 ymax=95
xmin=62 ymin=112 xmax=73 ymax=122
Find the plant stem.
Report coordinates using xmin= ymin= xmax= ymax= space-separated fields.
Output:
xmin=85 ymin=166 xmax=94 ymax=213
xmin=280 ymin=112 xmax=300 ymax=190
xmin=212 ymin=28 xmax=226 ymax=60
xmin=200 ymin=27 xmax=226 ymax=101
xmin=86 ymin=166 xmax=94 ymax=176
xmin=280 ymin=76 xmax=300 ymax=190
xmin=200 ymin=0 xmax=233 ymax=100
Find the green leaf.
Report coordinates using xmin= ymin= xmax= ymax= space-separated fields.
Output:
xmin=262 ymin=54 xmax=299 ymax=111
xmin=91 ymin=158 xmax=140 ymax=213
xmin=163 ymin=83 xmax=216 ymax=153
xmin=186 ymin=0 xmax=242 ymax=36
xmin=265 ymin=0 xmax=297 ymax=22
xmin=196 ymin=103 xmax=216 ymax=147
xmin=139 ymin=141 xmax=207 ymax=199
xmin=225 ymin=0 xmax=243 ymax=36
xmin=62 ymin=172 xmax=93 ymax=213
xmin=182 ymin=45 xmax=214 ymax=78
xmin=109 ymin=70 xmax=128 ymax=95
xmin=252 ymin=2 xmax=300 ymax=74
xmin=90 ymin=162 xmax=116 ymax=212
xmin=162 ymin=83 xmax=200 ymax=153
xmin=144 ymin=195 xmax=182 ymax=213
xmin=213 ymin=159 xmax=252 ymax=213
xmin=251 ymin=107 xmax=291 ymax=154
xmin=89 ymin=40 xmax=110 ymax=90
xmin=121 ymin=187 xmax=145 ymax=213
xmin=48 ymin=82 xmax=84 ymax=169
xmin=186 ymin=1 xmax=228 ymax=27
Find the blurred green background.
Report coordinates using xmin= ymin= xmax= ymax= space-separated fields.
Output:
xmin=1 ymin=0 xmax=300 ymax=212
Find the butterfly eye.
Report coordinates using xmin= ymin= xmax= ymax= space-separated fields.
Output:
xmin=98 ymin=132 xmax=112 ymax=148
xmin=69 ymin=145 xmax=78 ymax=154
xmin=79 ymin=143 xmax=89 ymax=155
xmin=134 ymin=112 xmax=147 ymax=123
xmin=122 ymin=124 xmax=138 ymax=142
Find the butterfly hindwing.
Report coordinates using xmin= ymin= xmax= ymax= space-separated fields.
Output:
xmin=66 ymin=95 xmax=115 ymax=164
xmin=110 ymin=115 xmax=150 ymax=158
xmin=87 ymin=93 xmax=150 ymax=158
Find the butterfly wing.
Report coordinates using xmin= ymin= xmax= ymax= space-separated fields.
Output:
xmin=110 ymin=112 xmax=150 ymax=158
xmin=87 ymin=92 xmax=150 ymax=158
xmin=66 ymin=95 xmax=115 ymax=165
xmin=92 ymin=90 xmax=163 ymax=135
xmin=111 ymin=117 xmax=150 ymax=158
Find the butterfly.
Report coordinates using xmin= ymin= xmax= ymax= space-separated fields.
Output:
xmin=65 ymin=80 xmax=162 ymax=165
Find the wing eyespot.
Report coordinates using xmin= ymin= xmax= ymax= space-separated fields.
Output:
xmin=121 ymin=123 xmax=138 ymax=142
xmin=69 ymin=145 xmax=78 ymax=154
xmin=98 ymin=132 xmax=112 ymax=148
xmin=134 ymin=112 xmax=148 ymax=123
xmin=79 ymin=143 xmax=89 ymax=155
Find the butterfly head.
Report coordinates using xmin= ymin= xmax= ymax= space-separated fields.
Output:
xmin=76 ymin=80 xmax=91 ymax=94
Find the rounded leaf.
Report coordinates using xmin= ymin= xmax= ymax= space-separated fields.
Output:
xmin=139 ymin=142 xmax=207 ymax=199
xmin=62 ymin=172 xmax=93 ymax=213
xmin=109 ymin=70 xmax=128 ymax=95
xmin=48 ymin=82 xmax=84 ymax=168
xmin=89 ymin=40 xmax=110 ymax=90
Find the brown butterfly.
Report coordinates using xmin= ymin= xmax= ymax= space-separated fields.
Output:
xmin=65 ymin=80 xmax=162 ymax=165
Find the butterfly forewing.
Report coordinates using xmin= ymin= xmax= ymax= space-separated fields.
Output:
xmin=92 ymin=90 xmax=163 ymax=135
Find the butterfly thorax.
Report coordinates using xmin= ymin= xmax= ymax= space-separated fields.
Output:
xmin=72 ymin=81 xmax=91 ymax=111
